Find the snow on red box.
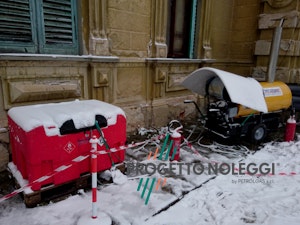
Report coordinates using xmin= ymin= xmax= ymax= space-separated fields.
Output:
xmin=8 ymin=100 xmax=126 ymax=191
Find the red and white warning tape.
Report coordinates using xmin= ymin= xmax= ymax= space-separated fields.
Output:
xmin=182 ymin=138 xmax=219 ymax=164
xmin=0 ymin=155 xmax=90 ymax=203
xmin=0 ymin=134 xmax=165 ymax=203
xmin=183 ymin=138 xmax=298 ymax=177
xmin=0 ymin=134 xmax=298 ymax=203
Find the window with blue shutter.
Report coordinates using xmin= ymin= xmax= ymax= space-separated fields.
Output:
xmin=0 ymin=0 xmax=78 ymax=54
xmin=0 ymin=0 xmax=37 ymax=53
xmin=167 ymin=0 xmax=200 ymax=58
xmin=38 ymin=0 xmax=78 ymax=54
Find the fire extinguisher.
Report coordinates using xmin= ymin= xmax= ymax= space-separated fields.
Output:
xmin=168 ymin=120 xmax=183 ymax=161
xmin=285 ymin=108 xmax=296 ymax=142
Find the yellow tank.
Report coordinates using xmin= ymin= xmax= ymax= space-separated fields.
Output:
xmin=237 ymin=81 xmax=292 ymax=117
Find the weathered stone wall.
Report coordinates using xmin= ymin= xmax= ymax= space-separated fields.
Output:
xmin=208 ymin=0 xmax=261 ymax=76
xmin=210 ymin=0 xmax=234 ymax=61
xmin=0 ymin=60 xmax=198 ymax=172
xmin=0 ymin=78 xmax=6 ymax=128
xmin=253 ymin=0 xmax=300 ymax=82
xmin=0 ymin=57 xmax=199 ymax=172
xmin=0 ymin=59 xmax=89 ymax=109
xmin=0 ymin=63 xmax=8 ymax=172
xmin=231 ymin=0 xmax=261 ymax=62
xmin=0 ymin=130 xmax=9 ymax=172
xmin=107 ymin=0 xmax=151 ymax=58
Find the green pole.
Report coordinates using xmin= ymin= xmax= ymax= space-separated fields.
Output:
xmin=145 ymin=178 xmax=156 ymax=205
xmin=164 ymin=140 xmax=174 ymax=161
xmin=159 ymin=133 xmax=170 ymax=160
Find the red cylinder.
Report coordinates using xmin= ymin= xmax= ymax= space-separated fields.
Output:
xmin=285 ymin=116 xmax=296 ymax=142
xmin=170 ymin=130 xmax=181 ymax=161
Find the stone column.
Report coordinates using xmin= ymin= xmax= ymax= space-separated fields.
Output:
xmin=90 ymin=63 xmax=112 ymax=102
xmin=89 ymin=0 xmax=110 ymax=55
xmin=200 ymin=0 xmax=213 ymax=59
xmin=150 ymin=0 xmax=168 ymax=58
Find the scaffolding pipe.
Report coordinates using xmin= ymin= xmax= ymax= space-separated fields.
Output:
xmin=267 ymin=19 xmax=284 ymax=83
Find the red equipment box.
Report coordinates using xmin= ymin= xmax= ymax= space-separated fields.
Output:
xmin=8 ymin=100 xmax=126 ymax=191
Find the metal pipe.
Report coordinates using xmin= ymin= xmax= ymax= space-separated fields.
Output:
xmin=267 ymin=19 xmax=284 ymax=83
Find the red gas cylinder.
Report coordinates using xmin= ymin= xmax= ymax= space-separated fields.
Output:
xmin=285 ymin=115 xmax=296 ymax=142
xmin=168 ymin=120 xmax=182 ymax=161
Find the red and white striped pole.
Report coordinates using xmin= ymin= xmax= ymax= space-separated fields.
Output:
xmin=90 ymin=135 xmax=98 ymax=219
xmin=78 ymin=135 xmax=112 ymax=225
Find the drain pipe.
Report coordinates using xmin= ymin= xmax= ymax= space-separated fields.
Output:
xmin=267 ymin=18 xmax=284 ymax=83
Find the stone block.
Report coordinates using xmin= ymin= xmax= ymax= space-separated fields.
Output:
xmin=0 ymin=144 xmax=9 ymax=172
xmin=255 ymin=39 xmax=300 ymax=56
xmin=167 ymin=73 xmax=188 ymax=92
xmin=131 ymin=33 xmax=149 ymax=51
xmin=235 ymin=5 xmax=259 ymax=19
xmin=122 ymin=104 xmax=148 ymax=132
xmin=0 ymin=131 xmax=9 ymax=144
xmin=114 ymin=67 xmax=145 ymax=103
xmin=252 ymin=67 xmax=267 ymax=81
xmin=152 ymin=104 xmax=169 ymax=128
xmin=289 ymin=69 xmax=300 ymax=83
xmin=259 ymin=11 xmax=299 ymax=29
xmin=8 ymin=80 xmax=81 ymax=104
xmin=108 ymin=9 xmax=149 ymax=32
xmin=254 ymin=40 xmax=271 ymax=55
xmin=109 ymin=31 xmax=131 ymax=50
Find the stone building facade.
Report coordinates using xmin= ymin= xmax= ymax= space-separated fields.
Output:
xmin=0 ymin=0 xmax=300 ymax=171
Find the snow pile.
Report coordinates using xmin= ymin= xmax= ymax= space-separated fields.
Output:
xmin=0 ymin=140 xmax=300 ymax=225
xmin=111 ymin=169 xmax=128 ymax=185
xmin=8 ymin=100 xmax=125 ymax=136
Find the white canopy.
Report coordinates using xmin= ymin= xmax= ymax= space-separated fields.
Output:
xmin=181 ymin=67 xmax=268 ymax=113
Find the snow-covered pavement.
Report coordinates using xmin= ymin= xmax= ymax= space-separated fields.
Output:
xmin=144 ymin=141 xmax=300 ymax=225
xmin=0 ymin=136 xmax=300 ymax=225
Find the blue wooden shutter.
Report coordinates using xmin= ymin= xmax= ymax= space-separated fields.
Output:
xmin=38 ymin=0 xmax=78 ymax=54
xmin=188 ymin=0 xmax=198 ymax=59
xmin=0 ymin=0 xmax=37 ymax=53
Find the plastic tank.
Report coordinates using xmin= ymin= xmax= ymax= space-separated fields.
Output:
xmin=237 ymin=81 xmax=292 ymax=117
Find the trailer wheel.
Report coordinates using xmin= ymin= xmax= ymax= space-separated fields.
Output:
xmin=251 ymin=124 xmax=267 ymax=142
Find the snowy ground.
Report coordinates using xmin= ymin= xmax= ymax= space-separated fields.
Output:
xmin=1 ymin=129 xmax=300 ymax=225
